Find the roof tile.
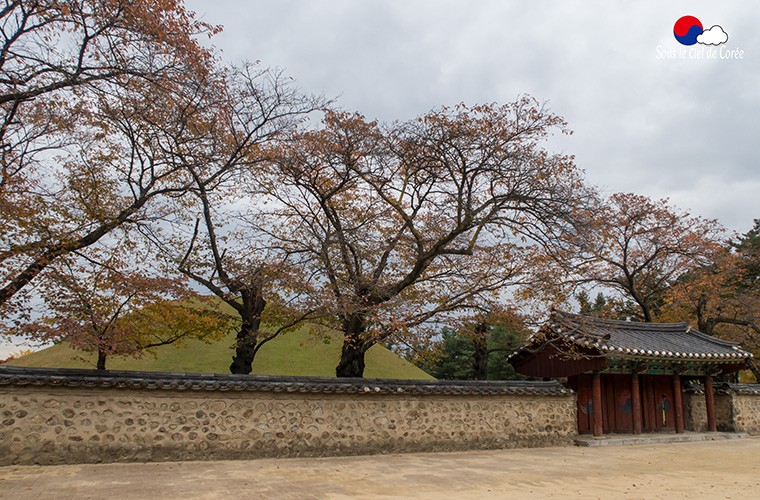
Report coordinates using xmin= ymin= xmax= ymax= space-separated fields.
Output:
xmin=551 ymin=311 xmax=752 ymax=361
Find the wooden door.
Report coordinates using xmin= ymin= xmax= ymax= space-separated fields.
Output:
xmin=569 ymin=374 xmax=593 ymax=434
xmin=601 ymin=374 xmax=633 ymax=433
xmin=570 ymin=374 xmax=634 ymax=434
xmin=640 ymin=375 xmax=675 ymax=432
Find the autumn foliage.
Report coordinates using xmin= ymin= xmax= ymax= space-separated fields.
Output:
xmin=571 ymin=193 xmax=725 ymax=322
xmin=660 ymin=226 xmax=760 ymax=380
xmin=17 ymin=250 xmax=233 ymax=370
xmin=0 ymin=0 xmax=220 ymax=314
xmin=1 ymin=2 xmax=758 ymax=380
xmin=266 ymin=101 xmax=593 ymax=377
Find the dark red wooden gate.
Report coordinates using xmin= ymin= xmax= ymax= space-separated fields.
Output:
xmin=570 ymin=374 xmax=673 ymax=434
xmin=570 ymin=374 xmax=594 ymax=434
xmin=640 ymin=375 xmax=675 ymax=432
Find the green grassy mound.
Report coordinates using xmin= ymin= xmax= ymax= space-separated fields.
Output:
xmin=5 ymin=325 xmax=433 ymax=380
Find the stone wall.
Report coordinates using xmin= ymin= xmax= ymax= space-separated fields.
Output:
xmin=683 ymin=383 xmax=760 ymax=434
xmin=683 ymin=388 xmax=734 ymax=432
xmin=0 ymin=367 xmax=576 ymax=466
xmin=730 ymin=385 xmax=760 ymax=434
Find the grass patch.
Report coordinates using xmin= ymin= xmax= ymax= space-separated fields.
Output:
xmin=5 ymin=324 xmax=434 ymax=380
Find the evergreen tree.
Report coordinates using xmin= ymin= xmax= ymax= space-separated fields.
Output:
xmin=422 ymin=314 xmax=529 ymax=380
xmin=734 ymin=219 xmax=760 ymax=289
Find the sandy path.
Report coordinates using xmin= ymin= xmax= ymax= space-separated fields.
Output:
xmin=1 ymin=438 xmax=759 ymax=499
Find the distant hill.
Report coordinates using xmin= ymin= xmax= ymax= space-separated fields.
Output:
xmin=5 ymin=325 xmax=434 ymax=380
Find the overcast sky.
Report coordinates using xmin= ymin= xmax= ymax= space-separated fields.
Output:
xmin=2 ymin=1 xmax=758 ymax=358
xmin=186 ymin=0 xmax=760 ymax=234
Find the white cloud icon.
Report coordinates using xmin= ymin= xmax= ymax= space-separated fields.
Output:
xmin=697 ymin=25 xmax=728 ymax=45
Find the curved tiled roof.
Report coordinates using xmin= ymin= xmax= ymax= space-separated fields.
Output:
xmin=549 ymin=311 xmax=752 ymax=362
xmin=0 ymin=366 xmax=573 ymax=396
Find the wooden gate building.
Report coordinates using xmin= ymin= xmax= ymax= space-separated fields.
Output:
xmin=509 ymin=311 xmax=753 ymax=436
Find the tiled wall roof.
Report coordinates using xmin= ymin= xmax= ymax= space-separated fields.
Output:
xmin=0 ymin=366 xmax=573 ymax=396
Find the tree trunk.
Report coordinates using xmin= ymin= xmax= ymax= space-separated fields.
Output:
xmin=336 ymin=339 xmax=369 ymax=378
xmin=473 ymin=344 xmax=489 ymax=380
xmin=749 ymin=360 xmax=760 ymax=384
xmin=641 ymin=303 xmax=652 ymax=322
xmin=472 ymin=322 xmax=489 ymax=380
xmin=229 ymin=290 xmax=266 ymax=375
xmin=696 ymin=293 xmax=709 ymax=333
xmin=96 ymin=349 xmax=107 ymax=371
xmin=229 ymin=322 xmax=258 ymax=374
xmin=336 ymin=314 xmax=369 ymax=378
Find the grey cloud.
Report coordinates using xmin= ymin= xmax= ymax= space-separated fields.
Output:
xmin=186 ymin=0 xmax=760 ymax=233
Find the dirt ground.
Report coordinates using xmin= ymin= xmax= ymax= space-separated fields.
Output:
xmin=1 ymin=438 xmax=759 ymax=499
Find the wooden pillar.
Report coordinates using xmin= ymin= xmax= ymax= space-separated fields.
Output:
xmin=631 ymin=373 xmax=642 ymax=434
xmin=704 ymin=375 xmax=717 ymax=432
xmin=592 ymin=372 xmax=604 ymax=437
xmin=672 ymin=374 xmax=684 ymax=433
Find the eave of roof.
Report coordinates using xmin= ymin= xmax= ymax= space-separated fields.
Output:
xmin=548 ymin=311 xmax=753 ymax=362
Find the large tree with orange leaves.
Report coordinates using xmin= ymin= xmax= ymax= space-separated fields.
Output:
xmin=572 ymin=193 xmax=725 ymax=322
xmin=0 ymin=0 xmax=220 ymax=315
xmin=661 ymin=223 xmax=760 ymax=380
xmin=267 ymin=100 xmax=593 ymax=377
xmin=164 ymin=64 xmax=326 ymax=375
